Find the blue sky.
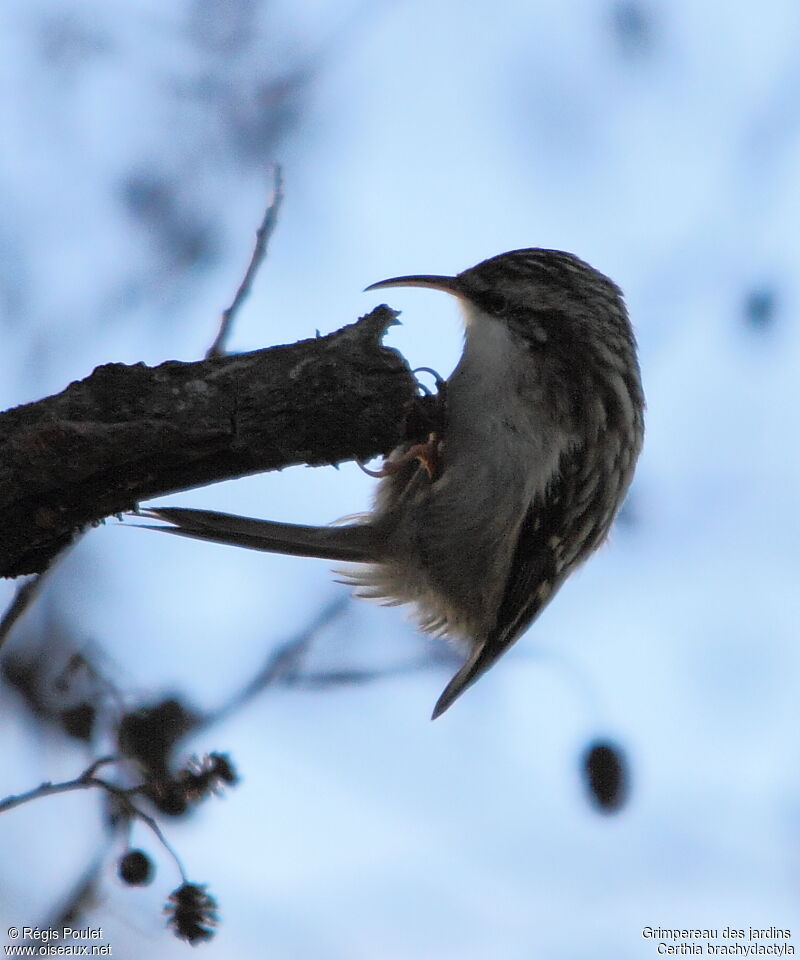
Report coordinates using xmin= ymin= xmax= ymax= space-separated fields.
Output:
xmin=1 ymin=1 xmax=800 ymax=956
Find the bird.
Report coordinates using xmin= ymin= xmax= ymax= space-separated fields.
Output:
xmin=138 ymin=249 xmax=645 ymax=719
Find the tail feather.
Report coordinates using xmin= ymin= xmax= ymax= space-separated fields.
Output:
xmin=431 ymin=637 xmax=510 ymax=720
xmin=136 ymin=507 xmax=380 ymax=563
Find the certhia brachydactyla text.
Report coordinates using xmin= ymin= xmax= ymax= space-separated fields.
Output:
xmin=139 ymin=249 xmax=645 ymax=719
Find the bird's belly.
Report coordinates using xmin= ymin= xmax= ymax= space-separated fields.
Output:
xmin=361 ymin=419 xmax=541 ymax=643
xmin=352 ymin=353 xmax=568 ymax=645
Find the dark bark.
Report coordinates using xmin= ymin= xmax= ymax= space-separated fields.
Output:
xmin=0 ymin=307 xmax=419 ymax=578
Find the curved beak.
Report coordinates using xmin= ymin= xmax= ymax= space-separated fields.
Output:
xmin=364 ymin=274 xmax=466 ymax=297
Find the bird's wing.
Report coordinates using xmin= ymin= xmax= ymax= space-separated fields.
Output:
xmin=432 ymin=444 xmax=608 ymax=719
xmin=134 ymin=507 xmax=380 ymax=563
xmin=430 ymin=502 xmax=556 ymax=718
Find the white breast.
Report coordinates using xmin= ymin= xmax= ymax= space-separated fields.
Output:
xmin=348 ymin=304 xmax=572 ymax=645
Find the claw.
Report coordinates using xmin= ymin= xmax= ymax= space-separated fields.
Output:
xmin=388 ymin=431 xmax=442 ymax=480
xmin=412 ymin=366 xmax=446 ymax=396
xmin=360 ymin=432 xmax=442 ymax=482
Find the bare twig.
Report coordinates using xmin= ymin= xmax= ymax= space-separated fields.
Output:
xmin=0 ymin=757 xmax=186 ymax=880
xmin=0 ymin=575 xmax=45 ymax=655
xmin=279 ymin=657 xmax=437 ymax=689
xmin=207 ymin=595 xmax=349 ymax=723
xmin=204 ymin=594 xmax=445 ymax=721
xmin=206 ymin=164 xmax=285 ymax=358
xmin=0 ymin=756 xmax=117 ymax=813
xmin=48 ymin=851 xmax=107 ymax=930
xmin=0 ymin=541 xmax=75 ymax=653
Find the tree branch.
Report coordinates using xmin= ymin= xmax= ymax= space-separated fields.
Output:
xmin=206 ymin=165 xmax=284 ymax=359
xmin=0 ymin=306 xmax=418 ymax=578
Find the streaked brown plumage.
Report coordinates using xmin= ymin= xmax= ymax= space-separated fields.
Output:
xmin=139 ymin=249 xmax=644 ymax=718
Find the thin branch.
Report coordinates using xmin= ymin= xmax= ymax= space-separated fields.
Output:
xmin=207 ymin=594 xmax=349 ymax=724
xmin=0 ymin=540 xmax=75 ymax=654
xmin=48 ymin=850 xmax=108 ymax=931
xmin=204 ymin=595 xmax=443 ymax=721
xmin=0 ymin=755 xmax=117 ymax=813
xmin=278 ymin=657 xmax=438 ymax=689
xmin=0 ymin=757 xmax=186 ymax=880
xmin=82 ymin=755 xmax=119 ymax=778
xmin=0 ymin=775 xmax=99 ymax=814
xmin=0 ymin=575 xmax=45 ymax=655
xmin=126 ymin=801 xmax=187 ymax=882
xmin=206 ymin=164 xmax=285 ymax=359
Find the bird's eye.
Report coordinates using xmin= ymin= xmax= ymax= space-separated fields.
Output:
xmin=481 ymin=291 xmax=509 ymax=315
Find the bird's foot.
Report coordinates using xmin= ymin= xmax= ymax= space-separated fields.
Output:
xmin=394 ymin=432 xmax=442 ymax=480
xmin=359 ymin=432 xmax=442 ymax=481
xmin=412 ymin=366 xmax=446 ymax=397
